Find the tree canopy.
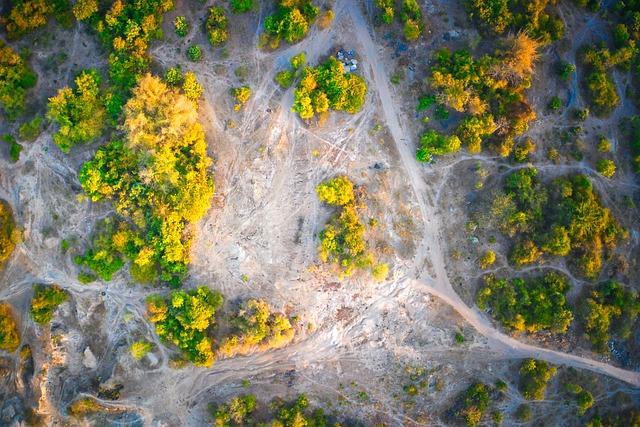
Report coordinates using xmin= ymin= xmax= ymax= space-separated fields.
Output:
xmin=30 ymin=285 xmax=69 ymax=325
xmin=0 ymin=39 xmax=37 ymax=121
xmin=0 ymin=302 xmax=20 ymax=352
xmin=264 ymin=0 xmax=319 ymax=46
xmin=78 ymin=74 xmax=214 ymax=285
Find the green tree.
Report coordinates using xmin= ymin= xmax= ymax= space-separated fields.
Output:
xmin=130 ymin=341 xmax=153 ymax=360
xmin=30 ymin=284 xmax=68 ymax=325
xmin=478 ymin=251 xmax=496 ymax=269
xmin=519 ymin=359 xmax=557 ymax=400
xmin=231 ymin=0 xmax=254 ymax=13
xmin=0 ymin=303 xmax=20 ymax=352
xmin=47 ymin=69 xmax=105 ymax=153
xmin=264 ymin=0 xmax=319 ymax=45
xmin=596 ymin=159 xmax=616 ymax=178
xmin=0 ymin=40 xmax=37 ymax=120
xmin=207 ymin=7 xmax=227 ymax=45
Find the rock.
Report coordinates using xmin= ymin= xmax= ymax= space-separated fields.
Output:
xmin=83 ymin=347 xmax=98 ymax=369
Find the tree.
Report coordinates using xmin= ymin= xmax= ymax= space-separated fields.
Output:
xmin=231 ymin=0 xmax=254 ymax=13
xmin=496 ymin=32 xmax=542 ymax=84
xmin=597 ymin=159 xmax=616 ymax=177
xmin=404 ymin=19 xmax=422 ymax=40
xmin=0 ymin=40 xmax=37 ymax=120
xmin=0 ymin=200 xmax=18 ymax=266
xmin=187 ymin=46 xmax=203 ymax=62
xmin=519 ymin=359 xmax=557 ymax=400
xmin=130 ymin=341 xmax=153 ymax=360
xmin=47 ymin=69 xmax=105 ymax=153
xmin=174 ymin=16 xmax=189 ymax=37
xmin=316 ymin=176 xmax=354 ymax=206
xmin=30 ymin=285 xmax=68 ymax=325
xmin=0 ymin=303 xmax=20 ymax=352
xmin=73 ymin=0 xmax=98 ymax=20
xmin=478 ymin=251 xmax=496 ymax=269
xmin=232 ymin=86 xmax=251 ymax=111
xmin=264 ymin=0 xmax=319 ymax=45
xmin=182 ymin=72 xmax=203 ymax=100
xmin=5 ymin=0 xmax=54 ymax=38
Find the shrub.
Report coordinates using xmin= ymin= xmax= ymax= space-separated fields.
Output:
xmin=19 ymin=116 xmax=43 ymax=140
xmin=174 ymin=16 xmax=189 ymax=37
xmin=549 ymin=96 xmax=562 ymax=110
xmin=478 ymin=251 xmax=496 ymax=269
xmin=514 ymin=404 xmax=532 ymax=421
xmin=232 ymin=0 xmax=253 ymax=13
xmin=560 ymin=63 xmax=576 ymax=79
xmin=597 ymin=137 xmax=610 ymax=152
xmin=130 ymin=341 xmax=153 ymax=360
xmin=187 ymin=46 xmax=203 ymax=62
xmin=290 ymin=52 xmax=306 ymax=69
xmin=275 ymin=70 xmax=294 ymax=88
xmin=183 ymin=72 xmax=203 ymax=100
xmin=596 ymin=159 xmax=616 ymax=177
xmin=519 ymin=359 xmax=556 ymax=400
xmin=30 ymin=285 xmax=68 ymax=325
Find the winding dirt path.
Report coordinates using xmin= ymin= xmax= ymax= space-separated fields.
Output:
xmin=345 ymin=1 xmax=640 ymax=388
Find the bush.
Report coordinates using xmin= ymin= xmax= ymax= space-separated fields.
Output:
xmin=478 ymin=251 xmax=496 ymax=269
xmin=549 ymin=96 xmax=562 ymax=110
xmin=560 ymin=63 xmax=576 ymax=79
xmin=187 ymin=46 xmax=203 ymax=62
xmin=30 ymin=285 xmax=68 ymax=325
xmin=4 ymin=134 xmax=23 ymax=163
xmin=0 ymin=303 xmax=20 ymax=352
xmin=514 ymin=404 xmax=532 ymax=421
xmin=596 ymin=159 xmax=616 ymax=177
xmin=275 ymin=70 xmax=294 ymax=88
xmin=597 ymin=137 xmax=610 ymax=152
xmin=174 ymin=16 xmax=189 ymax=37
xmin=19 ymin=116 xmax=43 ymax=140
xmin=264 ymin=0 xmax=319 ymax=45
xmin=183 ymin=72 xmax=203 ymax=100
xmin=232 ymin=0 xmax=253 ymax=13
xmin=519 ymin=359 xmax=556 ymax=400
xmin=130 ymin=341 xmax=153 ymax=360
xmin=290 ymin=52 xmax=306 ymax=69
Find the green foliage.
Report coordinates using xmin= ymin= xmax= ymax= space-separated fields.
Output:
xmin=292 ymin=57 xmax=367 ymax=119
xmin=596 ymin=159 xmax=616 ymax=178
xmin=416 ymin=129 xmax=461 ymax=162
xmin=316 ymin=177 xmax=381 ymax=279
xmin=182 ymin=72 xmax=203 ymax=101
xmin=78 ymin=75 xmax=214 ymax=284
xmin=0 ymin=40 xmax=37 ymax=120
xmin=96 ymin=0 xmax=173 ymax=92
xmin=478 ymin=272 xmax=573 ymax=333
xmin=232 ymin=86 xmax=251 ymax=110
xmin=5 ymin=0 xmax=55 ymax=38
xmin=478 ymin=251 xmax=496 ymax=269
xmin=290 ymin=52 xmax=306 ymax=69
xmin=275 ymin=70 xmax=294 ymax=88
xmin=147 ymin=287 xmax=222 ymax=367
xmin=549 ymin=96 xmax=562 ymax=110
xmin=19 ymin=115 xmax=42 ymax=140
xmin=478 ymin=170 xmax=624 ymax=278
xmin=187 ymin=46 xmax=203 ymax=62
xmin=207 ymin=7 xmax=227 ymax=46
xmin=581 ymin=280 xmax=640 ymax=354
xmin=77 ymin=272 xmax=96 ymax=284
xmin=130 ymin=341 xmax=153 ymax=360
xmin=453 ymin=382 xmax=490 ymax=427
xmin=598 ymin=137 xmax=611 ymax=152
xmin=455 ymin=332 xmax=465 ymax=343
xmin=30 ymin=284 xmax=68 ymax=325
xmin=417 ymin=94 xmax=437 ymax=111
xmin=231 ymin=0 xmax=253 ymax=13
xmin=375 ymin=0 xmax=394 ymax=24
xmin=464 ymin=0 xmax=563 ymax=43
xmin=0 ymin=303 xmax=20 ymax=352
xmin=576 ymin=390 xmax=594 ymax=415
xmin=514 ymin=404 xmax=532 ymax=421
xmin=210 ymin=394 xmax=256 ymax=425
xmin=218 ymin=299 xmax=295 ymax=357
xmin=586 ymin=410 xmax=640 ymax=427
xmin=165 ymin=67 xmax=182 ymax=86
xmin=560 ymin=62 xmax=576 ymax=79
xmin=47 ymin=69 xmax=106 ymax=153
xmin=264 ymin=0 xmax=319 ymax=45
xmin=427 ymin=47 xmax=536 ymax=156
xmin=3 ymin=134 xmax=23 ymax=163
xmin=0 ymin=200 xmax=18 ymax=266
xmin=514 ymin=139 xmax=534 ymax=162
xmin=519 ymin=359 xmax=556 ymax=400
xmin=174 ymin=16 xmax=189 ymax=37
xmin=72 ymin=0 xmax=98 ymax=21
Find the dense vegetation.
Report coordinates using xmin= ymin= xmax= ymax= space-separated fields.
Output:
xmin=519 ymin=359 xmax=556 ymax=400
xmin=77 ymin=75 xmax=214 ymax=286
xmin=580 ymin=280 xmax=639 ymax=354
xmin=293 ymin=57 xmax=367 ymax=119
xmin=0 ymin=302 xmax=20 ymax=352
xmin=418 ymin=36 xmax=539 ymax=159
xmin=464 ymin=0 xmax=563 ymax=43
xmin=30 ymin=284 xmax=69 ymax=325
xmin=451 ymin=382 xmax=493 ymax=427
xmin=316 ymin=177 xmax=387 ymax=280
xmin=478 ymin=272 xmax=573 ymax=333
xmin=210 ymin=394 xmax=338 ymax=426
xmin=475 ymin=171 xmax=624 ymax=278
xmin=264 ymin=0 xmax=319 ymax=46
xmin=217 ymin=299 xmax=294 ymax=357
xmin=0 ymin=39 xmax=37 ymax=120
xmin=3 ymin=0 xmax=73 ymax=38
xmin=47 ymin=69 xmax=106 ymax=153
xmin=146 ymin=287 xmax=222 ymax=367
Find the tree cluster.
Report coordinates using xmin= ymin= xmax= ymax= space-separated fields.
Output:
xmin=264 ymin=0 xmax=319 ymax=46
xmin=519 ymin=358 xmax=556 ymax=400
xmin=218 ymin=299 xmax=294 ymax=357
xmin=316 ymin=177 xmax=387 ymax=280
xmin=30 ymin=284 xmax=68 ymax=325
xmin=77 ymin=75 xmax=214 ymax=286
xmin=373 ymin=0 xmax=424 ymax=40
xmin=452 ymin=382 xmax=493 ymax=427
xmin=47 ymin=68 xmax=106 ymax=153
xmin=4 ymin=0 xmax=72 ymax=38
xmin=275 ymin=52 xmax=306 ymax=88
xmin=147 ymin=287 xmax=222 ymax=367
xmin=209 ymin=394 xmax=338 ymax=427
xmin=464 ymin=0 xmax=564 ymax=43
xmin=207 ymin=7 xmax=227 ymax=46
xmin=0 ymin=302 xmax=19 ymax=352
xmin=0 ymin=39 xmax=37 ymax=121
xmin=580 ymin=280 xmax=639 ymax=354
xmin=292 ymin=56 xmax=367 ymax=120
xmin=476 ymin=170 xmax=624 ymax=278
xmin=477 ymin=272 xmax=573 ymax=333
xmin=419 ymin=40 xmax=538 ymax=159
